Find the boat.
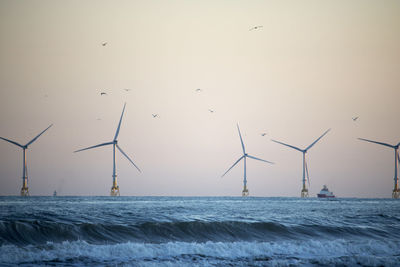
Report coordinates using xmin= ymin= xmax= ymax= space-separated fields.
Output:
xmin=317 ymin=185 xmax=335 ymax=198
xmin=53 ymin=190 xmax=57 ymax=197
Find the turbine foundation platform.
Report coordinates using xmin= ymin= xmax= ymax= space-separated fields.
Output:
xmin=301 ymin=188 xmax=309 ymax=198
xmin=111 ymin=185 xmax=120 ymax=196
xmin=20 ymin=186 xmax=29 ymax=196
xmin=393 ymin=189 xmax=400 ymax=199
xmin=242 ymin=186 xmax=249 ymax=197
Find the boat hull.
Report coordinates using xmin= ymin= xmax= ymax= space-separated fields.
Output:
xmin=317 ymin=194 xmax=335 ymax=198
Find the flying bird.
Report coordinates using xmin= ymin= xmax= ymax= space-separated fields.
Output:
xmin=249 ymin=25 xmax=263 ymax=31
xmin=261 ymin=133 xmax=267 ymax=136
xmin=195 ymin=88 xmax=202 ymax=92
xmin=208 ymin=109 xmax=214 ymax=113
xmin=352 ymin=116 xmax=359 ymax=121
xmin=123 ymin=89 xmax=132 ymax=92
xmin=101 ymin=42 xmax=107 ymax=46
xmin=152 ymin=114 xmax=159 ymax=118
xmin=100 ymin=92 xmax=107 ymax=96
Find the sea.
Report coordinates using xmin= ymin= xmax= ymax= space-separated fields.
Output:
xmin=0 ymin=196 xmax=399 ymax=266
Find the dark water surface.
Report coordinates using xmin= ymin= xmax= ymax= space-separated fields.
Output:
xmin=0 ymin=196 xmax=399 ymax=266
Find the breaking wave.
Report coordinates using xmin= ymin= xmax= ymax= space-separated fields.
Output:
xmin=1 ymin=196 xmax=400 ymax=266
xmin=1 ymin=239 xmax=399 ymax=266
xmin=0 ymin=219 xmax=394 ymax=246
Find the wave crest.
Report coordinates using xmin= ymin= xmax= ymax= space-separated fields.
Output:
xmin=0 ymin=220 xmax=391 ymax=246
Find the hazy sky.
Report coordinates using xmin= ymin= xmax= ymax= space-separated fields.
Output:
xmin=0 ymin=0 xmax=399 ymax=197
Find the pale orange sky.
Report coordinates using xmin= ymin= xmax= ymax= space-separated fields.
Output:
xmin=0 ymin=0 xmax=399 ymax=197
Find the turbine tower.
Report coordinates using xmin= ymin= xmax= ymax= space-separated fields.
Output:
xmin=222 ymin=124 xmax=274 ymax=196
xmin=74 ymin=103 xmax=141 ymax=196
xmin=358 ymin=138 xmax=400 ymax=199
xmin=271 ymin=129 xmax=331 ymax=197
xmin=0 ymin=124 xmax=53 ymax=196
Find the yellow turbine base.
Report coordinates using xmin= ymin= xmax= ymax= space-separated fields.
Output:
xmin=242 ymin=186 xmax=249 ymax=197
xmin=392 ymin=189 xmax=400 ymax=199
xmin=111 ymin=185 xmax=120 ymax=196
xmin=301 ymin=188 xmax=309 ymax=198
xmin=20 ymin=187 xmax=29 ymax=197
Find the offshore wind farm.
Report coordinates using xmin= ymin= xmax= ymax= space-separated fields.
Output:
xmin=1 ymin=1 xmax=400 ymax=266
xmin=1 ymin=1 xmax=399 ymax=199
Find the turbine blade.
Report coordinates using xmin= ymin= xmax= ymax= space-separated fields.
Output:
xmin=25 ymin=124 xmax=53 ymax=147
xmin=222 ymin=155 xmax=244 ymax=177
xmin=271 ymin=139 xmax=303 ymax=153
xmin=358 ymin=138 xmax=395 ymax=149
xmin=74 ymin=141 xmax=113 ymax=153
xmin=114 ymin=103 xmax=126 ymax=141
xmin=246 ymin=154 xmax=274 ymax=164
xmin=0 ymin=137 xmax=23 ymax=148
xmin=116 ymin=144 xmax=141 ymax=173
xmin=237 ymin=124 xmax=246 ymax=154
xmin=305 ymin=128 xmax=331 ymax=151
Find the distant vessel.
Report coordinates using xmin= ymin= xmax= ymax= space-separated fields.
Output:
xmin=53 ymin=190 xmax=57 ymax=197
xmin=317 ymin=185 xmax=335 ymax=198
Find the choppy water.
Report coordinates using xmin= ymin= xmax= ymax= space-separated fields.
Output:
xmin=0 ymin=196 xmax=399 ymax=266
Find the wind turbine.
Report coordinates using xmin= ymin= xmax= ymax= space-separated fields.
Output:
xmin=271 ymin=129 xmax=331 ymax=197
xmin=358 ymin=138 xmax=400 ymax=199
xmin=222 ymin=124 xmax=274 ymax=196
xmin=0 ymin=124 xmax=53 ymax=196
xmin=74 ymin=103 xmax=141 ymax=196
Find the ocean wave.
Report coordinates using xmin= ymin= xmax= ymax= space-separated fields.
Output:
xmin=0 ymin=220 xmax=392 ymax=246
xmin=1 ymin=239 xmax=399 ymax=266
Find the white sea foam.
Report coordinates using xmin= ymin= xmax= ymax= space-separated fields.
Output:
xmin=1 ymin=239 xmax=399 ymax=266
